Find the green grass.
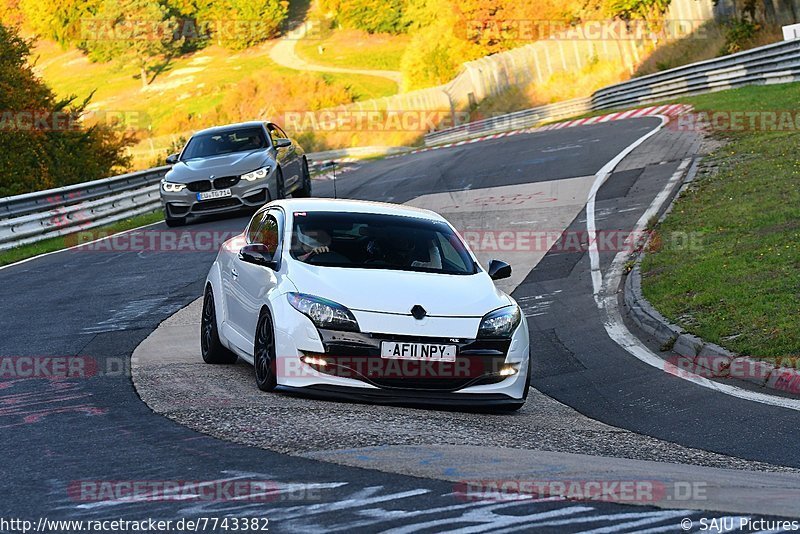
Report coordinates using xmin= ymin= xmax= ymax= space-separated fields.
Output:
xmin=295 ymin=28 xmax=409 ymax=71
xmin=320 ymin=71 xmax=396 ymax=101
xmin=0 ymin=210 xmax=164 ymax=267
xmin=641 ymin=83 xmax=800 ymax=365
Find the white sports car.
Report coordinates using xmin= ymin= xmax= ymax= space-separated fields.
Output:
xmin=202 ymin=198 xmax=530 ymax=410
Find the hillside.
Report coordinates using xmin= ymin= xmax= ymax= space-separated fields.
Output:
xmin=32 ymin=37 xmax=397 ymax=168
xmin=7 ymin=0 xmax=791 ymax=172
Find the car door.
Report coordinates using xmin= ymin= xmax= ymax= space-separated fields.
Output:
xmin=227 ymin=210 xmax=283 ymax=351
xmin=223 ymin=209 xmax=268 ymax=344
xmin=269 ymin=123 xmax=301 ymax=190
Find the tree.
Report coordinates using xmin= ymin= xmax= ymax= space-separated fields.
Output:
xmin=606 ymin=0 xmax=672 ymax=34
xmin=400 ymin=0 xmax=483 ymax=90
xmin=191 ymin=0 xmax=288 ymax=50
xmin=18 ymin=0 xmax=101 ymax=46
xmin=83 ymin=0 xmax=185 ymax=89
xmin=320 ymin=0 xmax=409 ymax=34
xmin=0 ymin=22 xmax=132 ymax=196
xmin=0 ymin=0 xmax=24 ymax=28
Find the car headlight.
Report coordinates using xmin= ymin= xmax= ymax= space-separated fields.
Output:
xmin=241 ymin=166 xmax=270 ymax=181
xmin=287 ymin=292 xmax=359 ymax=332
xmin=477 ymin=305 xmax=521 ymax=338
xmin=161 ymin=181 xmax=186 ymax=193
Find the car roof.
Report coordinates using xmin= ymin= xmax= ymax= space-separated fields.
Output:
xmin=192 ymin=121 xmax=268 ymax=136
xmin=269 ymin=198 xmax=447 ymax=223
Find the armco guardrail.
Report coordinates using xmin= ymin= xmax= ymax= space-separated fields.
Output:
xmin=0 ymin=147 xmax=406 ymax=252
xmin=0 ymin=166 xmax=171 ymax=220
xmin=425 ymin=38 xmax=800 ymax=146
xmin=591 ymin=38 xmax=800 ymax=109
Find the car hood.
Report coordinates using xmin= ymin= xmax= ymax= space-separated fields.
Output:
xmin=165 ymin=150 xmax=270 ymax=183
xmin=285 ymin=262 xmax=511 ymax=317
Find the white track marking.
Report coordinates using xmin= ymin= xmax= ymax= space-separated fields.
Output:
xmin=385 ymin=505 xmax=594 ymax=534
xmin=0 ymin=220 xmax=163 ymax=272
xmin=573 ymin=510 xmax=690 ymax=533
xmin=586 ymin=116 xmax=800 ymax=411
xmin=586 ymin=116 xmax=667 ymax=292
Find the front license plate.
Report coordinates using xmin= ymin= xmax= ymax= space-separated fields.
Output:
xmin=380 ymin=342 xmax=457 ymax=362
xmin=196 ymin=189 xmax=231 ymax=201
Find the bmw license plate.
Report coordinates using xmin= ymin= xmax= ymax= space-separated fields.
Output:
xmin=380 ymin=342 xmax=456 ymax=362
xmin=196 ymin=189 xmax=231 ymax=201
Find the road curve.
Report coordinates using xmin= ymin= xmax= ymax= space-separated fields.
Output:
xmin=270 ymin=23 xmax=403 ymax=86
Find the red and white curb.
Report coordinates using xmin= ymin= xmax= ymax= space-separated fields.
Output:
xmin=388 ymin=104 xmax=693 ymax=160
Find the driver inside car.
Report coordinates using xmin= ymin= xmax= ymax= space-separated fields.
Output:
xmin=410 ymin=239 xmax=443 ymax=270
xmin=293 ymin=224 xmax=333 ymax=262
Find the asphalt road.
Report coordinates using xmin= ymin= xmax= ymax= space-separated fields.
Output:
xmin=1 ymin=117 xmax=796 ymax=531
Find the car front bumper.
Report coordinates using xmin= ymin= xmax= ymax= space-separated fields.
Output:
xmin=160 ymin=173 xmax=277 ymax=218
xmin=271 ymin=299 xmax=530 ymax=404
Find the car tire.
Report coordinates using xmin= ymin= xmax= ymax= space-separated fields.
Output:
xmin=200 ymin=287 xmax=238 ymax=364
xmin=254 ymin=309 xmax=278 ymax=392
xmin=276 ymin=168 xmax=286 ymax=199
xmin=293 ymin=159 xmax=312 ymax=198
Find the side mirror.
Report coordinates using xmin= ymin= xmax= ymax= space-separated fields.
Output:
xmin=274 ymin=138 xmax=292 ymax=149
xmin=239 ymin=244 xmax=277 ymax=269
xmin=166 ymin=153 xmax=179 ymax=164
xmin=487 ymin=259 xmax=511 ymax=280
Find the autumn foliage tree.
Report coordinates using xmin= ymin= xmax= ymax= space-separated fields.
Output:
xmin=0 ymin=22 xmax=132 ymax=196
xmin=82 ymin=0 xmax=185 ymax=88
xmin=318 ymin=0 xmax=408 ymax=34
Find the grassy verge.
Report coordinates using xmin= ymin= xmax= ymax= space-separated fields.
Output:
xmin=0 ymin=210 xmax=164 ymax=267
xmin=295 ymin=28 xmax=409 ymax=71
xmin=641 ymin=83 xmax=800 ymax=365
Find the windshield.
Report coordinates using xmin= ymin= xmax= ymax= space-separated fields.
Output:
xmin=181 ymin=127 xmax=267 ymax=160
xmin=290 ymin=211 xmax=477 ymax=275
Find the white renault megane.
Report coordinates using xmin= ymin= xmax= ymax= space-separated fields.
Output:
xmin=201 ymin=198 xmax=530 ymax=410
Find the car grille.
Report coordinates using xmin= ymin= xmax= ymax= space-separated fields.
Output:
xmin=310 ymin=331 xmax=511 ymax=391
xmin=213 ymin=176 xmax=240 ymax=188
xmin=191 ymin=198 xmax=242 ymax=212
xmin=186 ymin=180 xmax=212 ymax=192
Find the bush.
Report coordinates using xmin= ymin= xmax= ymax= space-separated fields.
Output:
xmin=0 ymin=23 xmax=132 ymax=197
xmin=721 ymin=18 xmax=760 ymax=55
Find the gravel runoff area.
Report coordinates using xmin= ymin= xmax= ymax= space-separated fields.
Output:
xmin=132 ymin=298 xmax=798 ymax=474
